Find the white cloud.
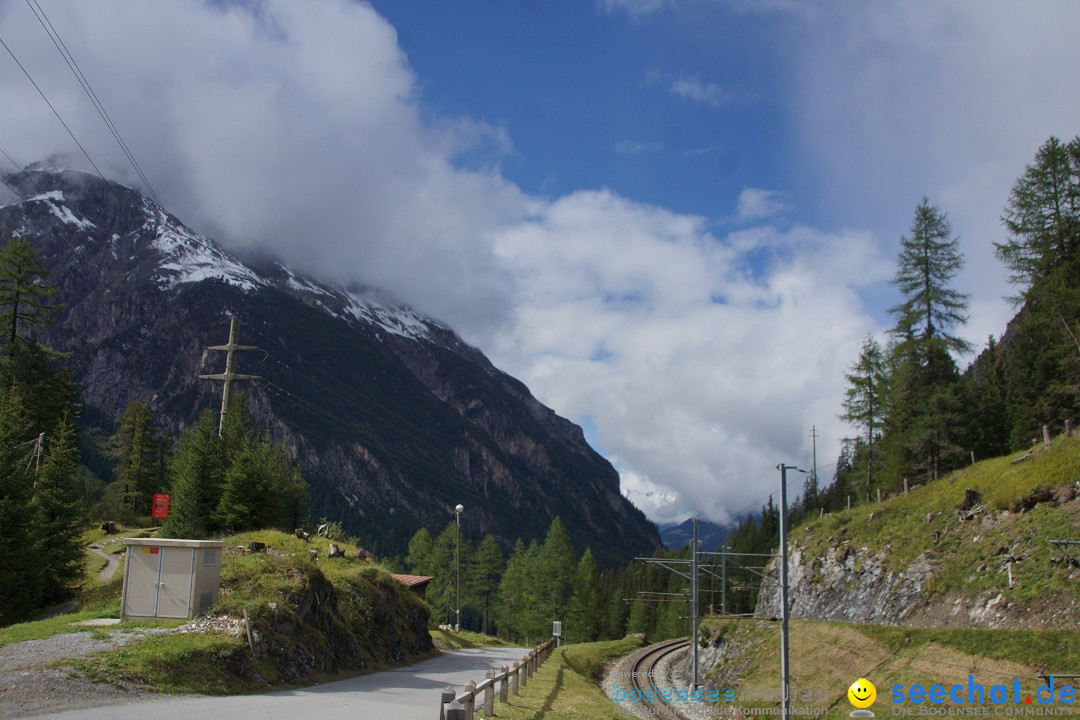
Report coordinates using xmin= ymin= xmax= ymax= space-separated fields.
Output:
xmin=0 ymin=0 xmax=525 ymax=335
xmin=670 ymin=74 xmax=733 ymax=108
xmin=615 ymin=140 xmax=659 ymax=156
xmin=596 ymin=0 xmax=668 ymax=20
xmin=489 ymin=191 xmax=889 ymax=523
xmin=736 ymin=188 xmax=789 ymax=222
xmin=6 ymin=0 xmax=1059 ymax=528
xmin=790 ymin=0 xmax=1080 ymax=350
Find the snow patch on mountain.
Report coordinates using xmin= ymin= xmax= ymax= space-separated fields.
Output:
xmin=147 ymin=206 xmax=264 ymax=292
xmin=342 ymin=291 xmax=432 ymax=340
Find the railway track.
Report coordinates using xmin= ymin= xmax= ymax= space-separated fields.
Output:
xmin=628 ymin=637 xmax=693 ymax=719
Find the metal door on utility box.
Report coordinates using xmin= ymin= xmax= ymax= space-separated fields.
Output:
xmin=126 ymin=545 xmax=194 ymax=618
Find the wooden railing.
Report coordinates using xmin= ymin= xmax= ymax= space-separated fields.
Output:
xmin=439 ymin=637 xmax=557 ymax=719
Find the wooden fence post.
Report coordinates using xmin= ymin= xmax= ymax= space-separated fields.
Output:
xmin=500 ymin=665 xmax=509 ymax=702
xmin=445 ymin=700 xmax=466 ymax=720
xmin=520 ymin=656 xmax=529 ymax=687
xmin=511 ymin=661 xmax=520 ymax=695
xmin=463 ymin=681 xmax=475 ymax=717
xmin=484 ymin=670 xmax=495 ymax=716
xmin=440 ymin=687 xmax=455 ymax=720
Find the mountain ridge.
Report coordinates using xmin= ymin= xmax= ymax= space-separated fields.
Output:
xmin=0 ymin=165 xmax=661 ymax=564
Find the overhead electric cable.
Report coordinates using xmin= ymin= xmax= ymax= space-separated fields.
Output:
xmin=23 ymin=0 xmax=163 ymax=207
xmin=0 ymin=31 xmax=104 ymax=180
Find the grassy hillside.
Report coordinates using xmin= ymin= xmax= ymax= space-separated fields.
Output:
xmin=702 ymin=617 xmax=1080 ymax=719
xmin=787 ymin=435 xmax=1080 ymax=615
xmin=1 ymin=527 xmax=434 ymax=694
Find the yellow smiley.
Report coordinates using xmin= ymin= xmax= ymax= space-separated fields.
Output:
xmin=848 ymin=678 xmax=876 ymax=709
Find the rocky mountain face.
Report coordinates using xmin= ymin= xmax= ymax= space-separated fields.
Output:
xmin=0 ymin=165 xmax=660 ymax=564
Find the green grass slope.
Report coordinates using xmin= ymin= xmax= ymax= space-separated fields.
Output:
xmin=5 ymin=528 xmax=434 ymax=694
xmin=701 ymin=618 xmax=1080 ymax=719
xmin=778 ymin=435 xmax=1080 ymax=626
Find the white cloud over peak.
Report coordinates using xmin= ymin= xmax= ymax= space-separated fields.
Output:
xmin=0 ymin=0 xmax=525 ymax=334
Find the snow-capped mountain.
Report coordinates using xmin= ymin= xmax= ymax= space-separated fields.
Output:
xmin=0 ymin=164 xmax=660 ymax=563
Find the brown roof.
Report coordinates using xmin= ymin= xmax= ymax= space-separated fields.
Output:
xmin=391 ymin=574 xmax=434 ymax=588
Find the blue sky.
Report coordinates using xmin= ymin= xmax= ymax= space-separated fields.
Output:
xmin=374 ymin=0 xmax=798 ymax=223
xmin=2 ymin=1 xmax=1079 ymax=523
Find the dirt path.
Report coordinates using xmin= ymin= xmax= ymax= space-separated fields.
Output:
xmin=89 ymin=547 xmax=120 ymax=582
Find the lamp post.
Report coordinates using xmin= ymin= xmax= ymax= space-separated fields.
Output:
xmin=776 ymin=464 xmax=805 ymax=720
xmin=455 ymin=504 xmax=464 ymax=632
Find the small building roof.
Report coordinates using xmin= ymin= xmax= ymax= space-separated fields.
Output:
xmin=391 ymin=574 xmax=434 ymax=588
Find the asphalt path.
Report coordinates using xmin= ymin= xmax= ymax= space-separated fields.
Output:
xmin=25 ymin=646 xmax=529 ymax=720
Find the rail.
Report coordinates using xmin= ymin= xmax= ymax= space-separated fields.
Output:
xmin=439 ymin=637 xmax=557 ymax=719
xmin=628 ymin=637 xmax=693 ymax=720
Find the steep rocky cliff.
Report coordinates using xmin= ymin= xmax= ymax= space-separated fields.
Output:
xmin=755 ymin=439 xmax=1080 ymax=628
xmin=0 ymin=164 xmax=660 ymax=563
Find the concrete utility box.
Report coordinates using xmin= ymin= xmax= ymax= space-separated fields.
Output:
xmin=121 ymin=538 xmax=227 ymax=621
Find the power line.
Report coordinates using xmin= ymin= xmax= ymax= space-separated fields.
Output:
xmin=22 ymin=0 xmax=163 ymax=207
xmin=0 ymin=31 xmax=104 ymax=180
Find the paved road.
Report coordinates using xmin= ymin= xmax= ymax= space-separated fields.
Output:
xmin=24 ymin=646 xmax=528 ymax=720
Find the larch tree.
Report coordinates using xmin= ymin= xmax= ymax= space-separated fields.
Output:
xmin=886 ymin=198 xmax=970 ymax=483
xmin=839 ymin=336 xmax=888 ymax=502
xmin=995 ymin=136 xmax=1080 ymax=443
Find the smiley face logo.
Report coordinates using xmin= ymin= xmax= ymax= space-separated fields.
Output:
xmin=848 ymin=678 xmax=876 ymax=709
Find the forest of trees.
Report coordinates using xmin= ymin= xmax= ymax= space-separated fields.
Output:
xmin=403 ymin=516 xmax=709 ymax=644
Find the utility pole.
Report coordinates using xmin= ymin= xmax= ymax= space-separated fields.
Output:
xmin=720 ymin=544 xmax=727 ymax=615
xmin=690 ymin=517 xmax=699 ymax=690
xmin=455 ymin=504 xmax=464 ymax=632
xmin=777 ymin=464 xmax=804 ymax=720
xmin=199 ymin=316 xmax=259 ymax=436
xmin=810 ymin=426 xmax=818 ymax=491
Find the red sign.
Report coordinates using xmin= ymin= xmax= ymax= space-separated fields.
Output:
xmin=151 ymin=493 xmax=170 ymax=520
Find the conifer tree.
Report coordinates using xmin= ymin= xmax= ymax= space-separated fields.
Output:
xmin=160 ymin=408 xmax=223 ymax=539
xmin=0 ymin=389 xmax=42 ymax=622
xmin=540 ymin=517 xmax=576 ymax=621
xmin=626 ymin=598 xmax=649 ymax=634
xmin=567 ymin=548 xmax=601 ymax=643
xmin=112 ymin=401 xmax=167 ymax=517
xmin=995 ymin=136 xmax=1080 ymax=443
xmin=839 ymin=336 xmax=888 ymax=502
xmin=0 ymin=238 xmax=75 ymax=439
xmin=406 ymin=527 xmax=434 ymax=573
xmin=468 ymin=534 xmax=503 ymax=636
xmin=885 ymin=199 xmax=970 ymax=483
xmin=996 ymin=136 xmax=1080 ymax=294
xmin=33 ymin=412 xmax=85 ymax=603
xmin=0 ymin=238 xmax=60 ymax=353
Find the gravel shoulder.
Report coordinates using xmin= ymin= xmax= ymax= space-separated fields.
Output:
xmin=0 ymin=629 xmax=165 ymax=718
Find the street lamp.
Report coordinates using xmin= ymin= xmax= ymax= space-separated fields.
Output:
xmin=455 ymin=504 xmax=464 ymax=632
